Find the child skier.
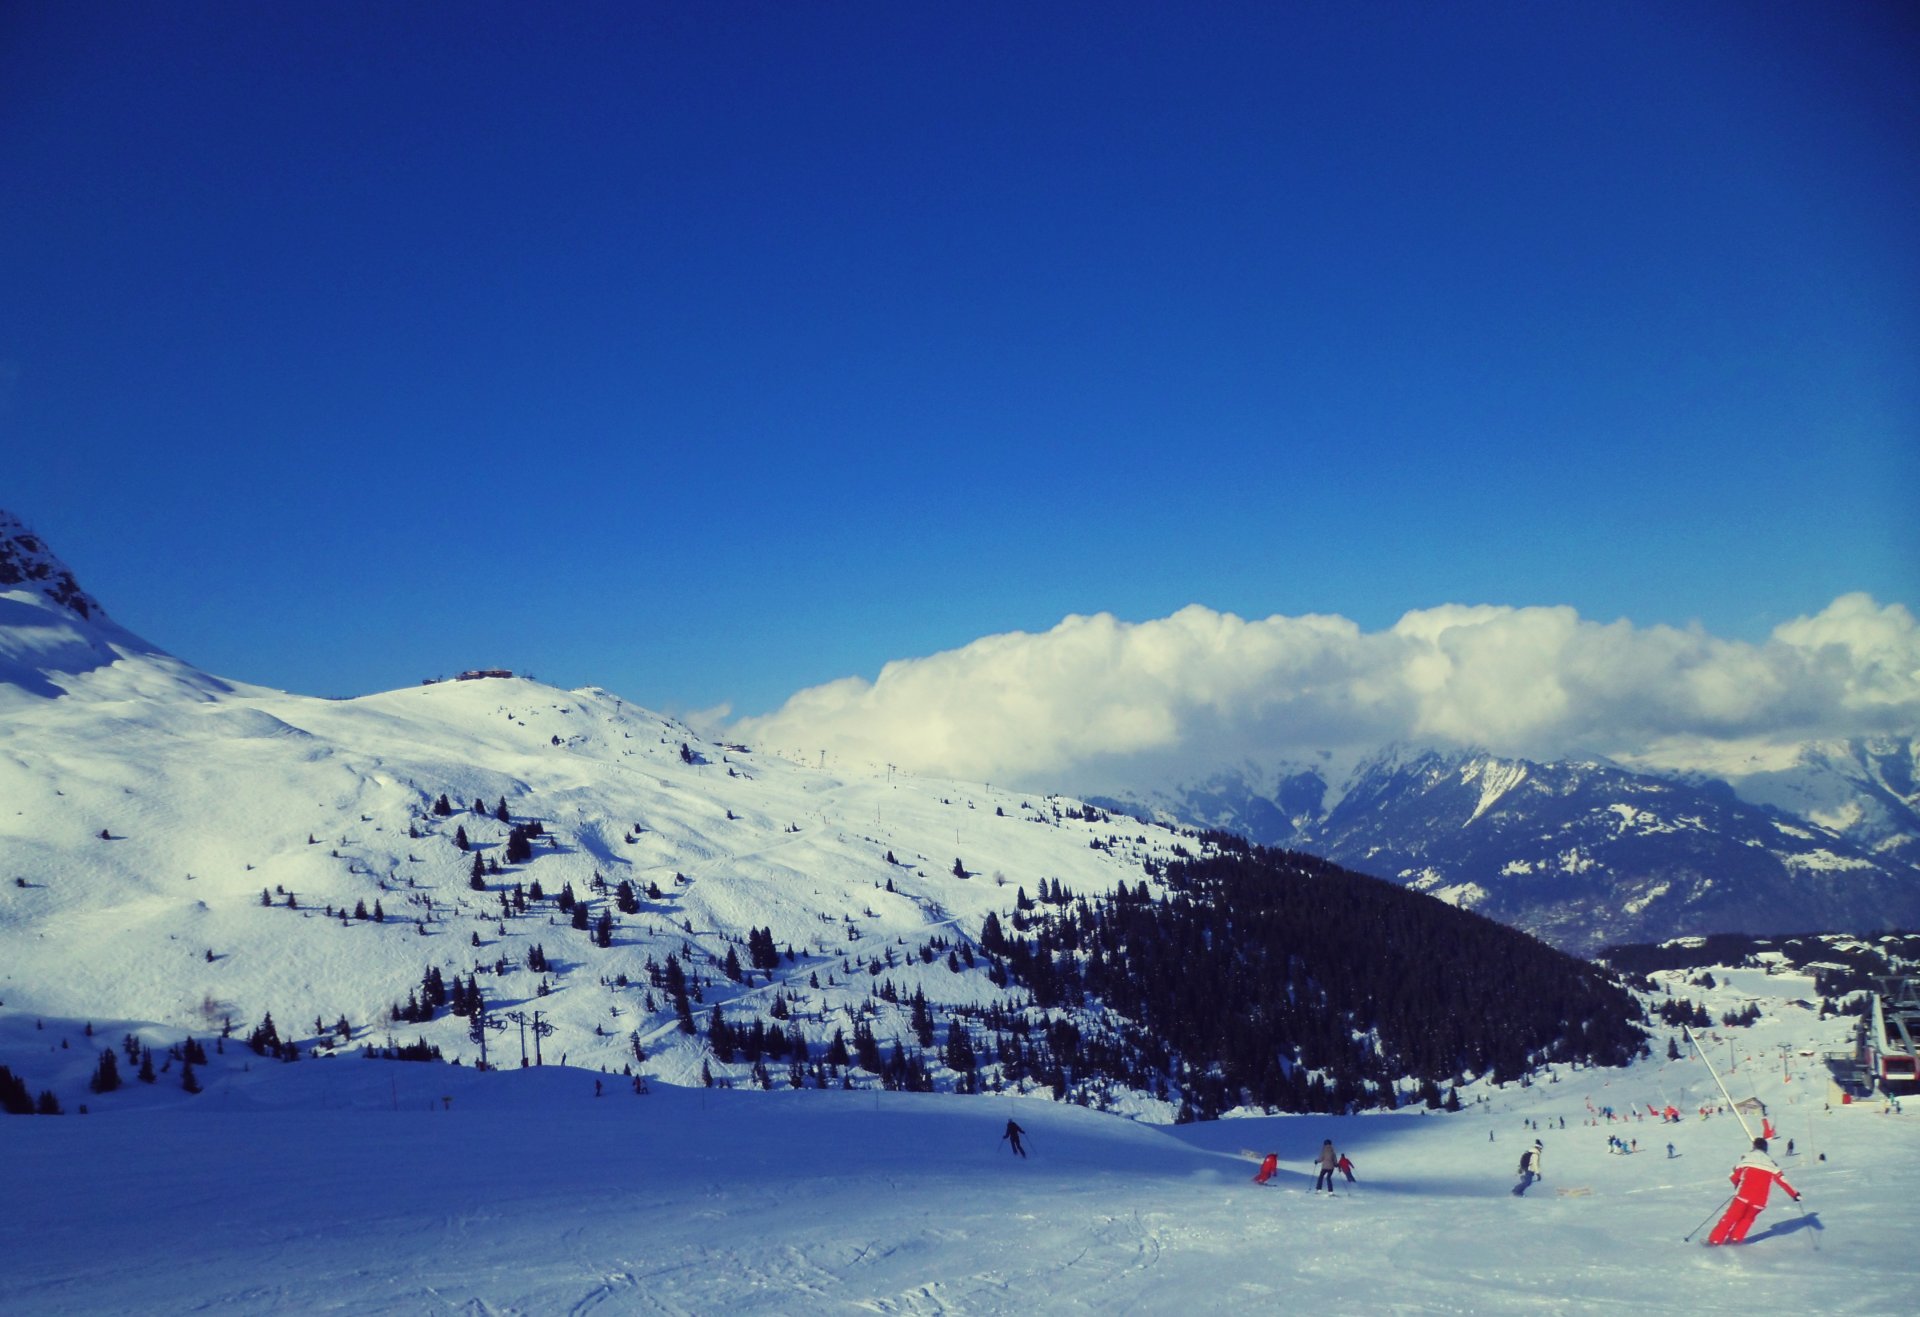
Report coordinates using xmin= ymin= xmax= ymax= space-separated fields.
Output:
xmin=1706 ymin=1137 xmax=1799 ymax=1245
xmin=1253 ymin=1152 xmax=1279 ymax=1185
xmin=1337 ymin=1152 xmax=1356 ymax=1183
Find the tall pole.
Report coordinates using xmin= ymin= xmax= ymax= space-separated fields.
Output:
xmin=1686 ymin=1024 xmax=1755 ymax=1142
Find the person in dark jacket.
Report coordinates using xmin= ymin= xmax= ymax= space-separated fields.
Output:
xmin=1002 ymin=1119 xmax=1027 ymax=1158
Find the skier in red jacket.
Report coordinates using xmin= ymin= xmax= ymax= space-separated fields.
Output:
xmin=1707 ymin=1138 xmax=1799 ymax=1245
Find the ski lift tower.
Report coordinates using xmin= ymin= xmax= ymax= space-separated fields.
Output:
xmin=1867 ymin=975 xmax=1920 ymax=1095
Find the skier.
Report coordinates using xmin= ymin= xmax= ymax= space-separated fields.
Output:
xmin=1002 ymin=1119 xmax=1027 ymax=1159
xmin=1706 ymin=1137 xmax=1799 ymax=1245
xmin=1531 ymin=1139 xmax=1544 ymax=1181
xmin=1513 ymin=1144 xmax=1537 ymax=1195
xmin=1313 ymin=1139 xmax=1339 ymax=1193
xmin=1337 ymin=1152 xmax=1357 ymax=1184
xmin=1253 ymin=1152 xmax=1279 ymax=1185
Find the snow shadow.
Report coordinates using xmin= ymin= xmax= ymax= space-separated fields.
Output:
xmin=1744 ymin=1211 xmax=1823 ymax=1245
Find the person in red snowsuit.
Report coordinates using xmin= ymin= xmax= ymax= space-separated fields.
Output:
xmin=1707 ymin=1137 xmax=1799 ymax=1245
xmin=1253 ymin=1152 xmax=1279 ymax=1184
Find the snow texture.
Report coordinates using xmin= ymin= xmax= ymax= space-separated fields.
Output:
xmin=2 ymin=967 xmax=1915 ymax=1314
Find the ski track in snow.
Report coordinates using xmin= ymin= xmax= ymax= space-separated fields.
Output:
xmin=6 ymin=974 xmax=1915 ymax=1317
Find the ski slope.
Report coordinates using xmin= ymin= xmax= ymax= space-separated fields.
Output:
xmin=4 ymin=966 xmax=1914 ymax=1314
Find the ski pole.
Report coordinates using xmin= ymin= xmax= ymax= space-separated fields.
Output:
xmin=1787 ymin=1194 xmax=1819 ymax=1253
xmin=1683 ymin=1193 xmax=1734 ymax=1243
xmin=1684 ymin=1024 xmax=1755 ymax=1143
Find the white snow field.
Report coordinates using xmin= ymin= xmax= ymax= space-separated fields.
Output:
xmin=4 ymin=965 xmax=1915 ymax=1315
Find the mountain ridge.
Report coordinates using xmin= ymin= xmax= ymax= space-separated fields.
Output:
xmin=1100 ymin=738 xmax=1920 ymax=954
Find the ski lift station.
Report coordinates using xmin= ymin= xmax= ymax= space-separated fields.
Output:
xmin=1866 ymin=975 xmax=1920 ymax=1093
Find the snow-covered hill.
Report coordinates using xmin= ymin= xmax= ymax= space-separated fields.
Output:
xmin=5 ymin=954 xmax=1913 ymax=1314
xmin=1108 ymin=741 xmax=1920 ymax=954
xmin=0 ymin=512 xmax=1205 ymax=1108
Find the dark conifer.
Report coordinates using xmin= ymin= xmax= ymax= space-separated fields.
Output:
xmin=89 ymin=1049 xmax=122 ymax=1093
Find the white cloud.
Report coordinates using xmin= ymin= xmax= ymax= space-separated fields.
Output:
xmin=733 ymin=596 xmax=1920 ymax=792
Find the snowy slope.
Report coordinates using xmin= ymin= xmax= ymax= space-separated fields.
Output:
xmin=0 ymin=665 xmax=1193 ymax=1095
xmin=3 ymin=965 xmax=1913 ymax=1314
xmin=1 ymin=510 xmax=1203 ymax=1106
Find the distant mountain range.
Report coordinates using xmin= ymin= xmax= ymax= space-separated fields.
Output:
xmin=1098 ymin=737 xmax=1920 ymax=954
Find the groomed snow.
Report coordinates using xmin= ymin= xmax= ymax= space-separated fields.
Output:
xmin=4 ymin=969 xmax=1914 ymax=1314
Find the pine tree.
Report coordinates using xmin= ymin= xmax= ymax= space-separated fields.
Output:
xmin=664 ymin=955 xmax=695 ymax=1034
xmin=495 ymin=797 xmax=510 ymax=822
xmin=0 ymin=1064 xmax=33 ymax=1114
xmin=89 ymin=1049 xmax=122 ymax=1094
xmin=910 ymin=990 xmax=935 ymax=1048
xmin=469 ymin=853 xmax=486 ymax=890
xmin=454 ymin=825 xmax=470 ymax=852
xmin=506 ymin=826 xmax=533 ymax=865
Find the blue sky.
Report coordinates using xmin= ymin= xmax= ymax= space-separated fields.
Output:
xmin=3 ymin=1 xmax=1914 ymax=716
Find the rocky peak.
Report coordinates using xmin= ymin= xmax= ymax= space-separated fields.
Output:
xmin=0 ymin=509 xmax=106 ymax=622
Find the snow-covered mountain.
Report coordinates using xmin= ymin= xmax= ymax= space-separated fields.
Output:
xmin=1106 ymin=740 xmax=1920 ymax=954
xmin=0 ymin=509 xmax=237 ymax=705
xmin=0 ymin=513 xmax=1187 ymax=1106
xmin=11 ymin=510 xmax=1640 ymax=1121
